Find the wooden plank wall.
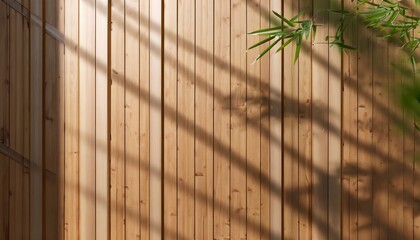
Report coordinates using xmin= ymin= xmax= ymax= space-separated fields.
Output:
xmin=1 ymin=0 xmax=420 ymax=239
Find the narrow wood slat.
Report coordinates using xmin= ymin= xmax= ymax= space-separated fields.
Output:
xmin=95 ymin=0 xmax=109 ymax=239
xmin=125 ymin=0 xmax=140 ymax=238
xmin=371 ymin=4 xmax=389 ymax=237
xmin=9 ymin=9 xmax=23 ymax=239
xmin=213 ymin=0 xmax=231 ymax=238
xmin=246 ymin=0 xmax=262 ymax=238
xmin=402 ymin=47 xmax=415 ymax=240
xmin=269 ymin=0 xmax=282 ymax=238
xmin=64 ymin=0 xmax=79 ymax=237
xmin=44 ymin=33 xmax=60 ymax=240
xmin=283 ymin=0 xmax=299 ymax=238
xmin=357 ymin=4 xmax=374 ymax=239
xmin=110 ymin=0 xmax=125 ymax=238
xmin=415 ymin=107 xmax=420 ymax=239
xmin=79 ymin=0 xmax=97 ymax=238
xmin=388 ymin=46 xmax=404 ymax=240
xmin=139 ymin=1 xmax=151 ymax=238
xmin=21 ymin=1 xmax=30 ymax=237
xmin=149 ymin=1 xmax=162 ymax=239
xmin=328 ymin=1 xmax=342 ymax=239
xmin=299 ymin=0 xmax=313 ymax=238
xmin=30 ymin=0 xmax=43 ymax=237
xmin=44 ymin=3 xmax=61 ymax=239
xmin=163 ymin=0 xmax=178 ymax=238
xmin=0 ymin=5 xmax=9 ymax=239
xmin=342 ymin=0 xmax=358 ymax=238
xmin=177 ymin=0 xmax=195 ymax=238
xmin=312 ymin=0 xmax=329 ymax=237
xmin=195 ymin=0 xmax=214 ymax=239
xmin=230 ymin=0 xmax=247 ymax=238
xmin=260 ymin=1 xmax=270 ymax=238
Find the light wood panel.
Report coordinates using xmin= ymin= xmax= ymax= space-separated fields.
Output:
xmin=110 ymin=0 xmax=125 ymax=238
xmin=64 ymin=0 xmax=79 ymax=238
xmin=1 ymin=0 xmax=419 ymax=239
xmin=195 ymin=0 xmax=214 ymax=239
xmin=213 ymin=0 xmax=231 ymax=239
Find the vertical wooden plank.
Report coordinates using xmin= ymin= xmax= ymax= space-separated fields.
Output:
xmin=195 ymin=0 xmax=214 ymax=239
xmin=64 ymin=0 xmax=79 ymax=237
xmin=44 ymin=0 xmax=61 ymax=238
xmin=79 ymin=0 xmax=97 ymax=238
xmin=402 ymin=46 xmax=415 ymax=240
xmin=283 ymin=0 xmax=299 ymax=238
xmin=388 ymin=47 xmax=404 ymax=240
xmin=149 ymin=0 xmax=162 ymax=239
xmin=246 ymin=0 xmax=261 ymax=238
xmin=269 ymin=0 xmax=282 ymax=238
xmin=371 ymin=27 xmax=389 ymax=240
xmin=9 ymin=8 xmax=24 ymax=240
xmin=125 ymin=0 xmax=140 ymax=238
xmin=110 ymin=0 xmax=125 ymax=237
xmin=0 ymin=5 xmax=9 ymax=240
xmin=214 ymin=0 xmax=231 ymax=238
xmin=30 ymin=0 xmax=43 ymax=237
xmin=163 ymin=0 xmax=178 ymax=238
xmin=357 ymin=3 xmax=373 ymax=239
xmin=328 ymin=1 xmax=342 ymax=239
xmin=260 ymin=1 xmax=270 ymax=238
xmin=44 ymin=33 xmax=60 ymax=240
xmin=415 ymin=112 xmax=420 ymax=239
xmin=177 ymin=0 xmax=195 ymax=238
xmin=230 ymin=0 xmax=246 ymax=238
xmin=0 ymin=4 xmax=10 ymax=239
xmin=139 ymin=0 xmax=151 ymax=238
xmin=299 ymin=0 xmax=312 ymax=238
xmin=22 ymin=4 xmax=30 ymax=239
xmin=342 ymin=0 xmax=358 ymax=238
xmin=312 ymin=0 xmax=328 ymax=238
xmin=95 ymin=0 xmax=109 ymax=238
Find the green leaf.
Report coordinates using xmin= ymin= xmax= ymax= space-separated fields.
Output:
xmin=410 ymin=56 xmax=417 ymax=72
xmin=276 ymin=37 xmax=294 ymax=53
xmin=248 ymin=36 xmax=276 ymax=50
xmin=294 ymin=35 xmax=302 ymax=63
xmin=249 ymin=25 xmax=287 ymax=35
xmin=272 ymin=10 xmax=295 ymax=27
xmin=254 ymin=37 xmax=282 ymax=61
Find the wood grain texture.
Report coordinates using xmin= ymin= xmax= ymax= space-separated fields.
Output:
xmin=110 ymin=0 xmax=125 ymax=238
xmin=328 ymin=1 xmax=342 ymax=239
xmin=0 ymin=4 xmax=9 ymax=239
xmin=195 ymin=0 xmax=214 ymax=239
xmin=342 ymin=1 xmax=358 ymax=239
xmin=30 ymin=0 xmax=43 ymax=237
xmin=230 ymin=0 xmax=247 ymax=238
xmin=9 ymin=8 xmax=23 ymax=240
xmin=246 ymin=0 xmax=262 ymax=239
xmin=64 ymin=0 xmax=79 ymax=237
xmin=177 ymin=0 xmax=195 ymax=238
xmin=139 ymin=1 xmax=151 ymax=238
xmin=95 ymin=0 xmax=109 ymax=239
xmin=213 ymin=0 xmax=231 ymax=239
xmin=79 ymin=0 xmax=97 ymax=238
xmin=283 ymin=0 xmax=299 ymax=238
xmin=371 ymin=19 xmax=389 ymax=239
xmin=299 ymin=0 xmax=313 ymax=238
xmin=163 ymin=0 xmax=178 ymax=238
xmin=269 ymin=0 xmax=282 ymax=238
xmin=125 ymin=0 xmax=141 ymax=238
